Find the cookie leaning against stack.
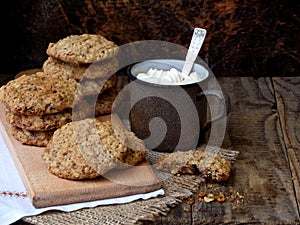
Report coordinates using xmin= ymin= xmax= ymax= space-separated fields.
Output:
xmin=42 ymin=118 xmax=146 ymax=180
xmin=0 ymin=72 xmax=79 ymax=146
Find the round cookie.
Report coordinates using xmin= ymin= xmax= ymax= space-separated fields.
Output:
xmin=11 ymin=126 xmax=54 ymax=147
xmin=0 ymin=72 xmax=79 ymax=116
xmin=42 ymin=119 xmax=146 ymax=180
xmin=6 ymin=110 xmax=72 ymax=131
xmin=46 ymin=34 xmax=119 ymax=65
xmin=43 ymin=57 xmax=119 ymax=81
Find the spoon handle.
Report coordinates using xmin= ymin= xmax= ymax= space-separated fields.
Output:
xmin=182 ymin=28 xmax=206 ymax=77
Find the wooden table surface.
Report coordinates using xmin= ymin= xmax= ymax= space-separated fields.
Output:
xmin=3 ymin=76 xmax=299 ymax=224
xmin=146 ymin=76 xmax=300 ymax=225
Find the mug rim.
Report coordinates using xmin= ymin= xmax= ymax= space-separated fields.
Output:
xmin=127 ymin=59 xmax=212 ymax=88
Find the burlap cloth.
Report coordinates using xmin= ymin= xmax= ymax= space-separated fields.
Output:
xmin=22 ymin=146 xmax=238 ymax=225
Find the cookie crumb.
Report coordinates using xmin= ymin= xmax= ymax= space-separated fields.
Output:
xmin=204 ymin=194 xmax=215 ymax=203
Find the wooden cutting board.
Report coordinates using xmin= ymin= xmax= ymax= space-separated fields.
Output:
xmin=0 ymin=103 xmax=161 ymax=208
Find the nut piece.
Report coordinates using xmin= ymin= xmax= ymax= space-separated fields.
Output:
xmin=187 ymin=197 xmax=195 ymax=205
xmin=217 ymin=192 xmax=226 ymax=203
xmin=204 ymin=194 xmax=215 ymax=203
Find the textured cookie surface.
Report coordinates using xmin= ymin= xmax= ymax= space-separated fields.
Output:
xmin=72 ymin=84 xmax=120 ymax=120
xmin=43 ymin=57 xmax=119 ymax=81
xmin=42 ymin=118 xmax=146 ymax=179
xmin=11 ymin=126 xmax=54 ymax=147
xmin=155 ymin=148 xmax=231 ymax=182
xmin=0 ymin=72 xmax=78 ymax=115
xmin=6 ymin=110 xmax=72 ymax=131
xmin=46 ymin=34 xmax=119 ymax=65
xmin=79 ymin=73 xmax=117 ymax=96
xmin=76 ymin=88 xmax=118 ymax=117
xmin=94 ymin=88 xmax=118 ymax=116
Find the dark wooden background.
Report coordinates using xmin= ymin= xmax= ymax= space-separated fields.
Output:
xmin=0 ymin=0 xmax=299 ymax=80
xmin=0 ymin=1 xmax=299 ymax=224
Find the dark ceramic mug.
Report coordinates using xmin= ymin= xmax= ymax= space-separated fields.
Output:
xmin=126 ymin=59 xmax=229 ymax=152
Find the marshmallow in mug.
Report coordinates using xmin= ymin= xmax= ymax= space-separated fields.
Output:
xmin=136 ymin=67 xmax=205 ymax=85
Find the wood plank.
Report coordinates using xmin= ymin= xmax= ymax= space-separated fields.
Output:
xmin=273 ymin=77 xmax=300 ymax=212
xmin=191 ymin=77 xmax=299 ymax=223
xmin=0 ymin=103 xmax=161 ymax=208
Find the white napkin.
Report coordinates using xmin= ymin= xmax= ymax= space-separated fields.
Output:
xmin=0 ymin=134 xmax=164 ymax=225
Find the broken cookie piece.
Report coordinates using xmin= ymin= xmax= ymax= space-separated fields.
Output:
xmin=155 ymin=148 xmax=231 ymax=182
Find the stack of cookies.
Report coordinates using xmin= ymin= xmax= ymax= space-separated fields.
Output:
xmin=0 ymin=72 xmax=78 ymax=146
xmin=0 ymin=34 xmax=122 ymax=146
xmin=43 ymin=34 xmax=120 ymax=119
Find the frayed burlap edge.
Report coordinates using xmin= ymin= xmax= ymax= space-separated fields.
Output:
xmin=23 ymin=146 xmax=238 ymax=225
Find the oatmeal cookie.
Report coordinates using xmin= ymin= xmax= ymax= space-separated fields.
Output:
xmin=43 ymin=57 xmax=119 ymax=81
xmin=46 ymin=34 xmax=119 ymax=65
xmin=94 ymin=88 xmax=118 ymax=116
xmin=76 ymin=88 xmax=118 ymax=117
xmin=155 ymin=148 xmax=231 ymax=182
xmin=42 ymin=119 xmax=146 ymax=179
xmin=15 ymin=68 xmax=42 ymax=79
xmin=113 ymin=124 xmax=147 ymax=169
xmin=6 ymin=110 xmax=72 ymax=131
xmin=0 ymin=72 xmax=78 ymax=116
xmin=11 ymin=126 xmax=54 ymax=147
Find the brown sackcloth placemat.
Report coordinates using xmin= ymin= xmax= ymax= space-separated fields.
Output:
xmin=23 ymin=146 xmax=238 ymax=225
